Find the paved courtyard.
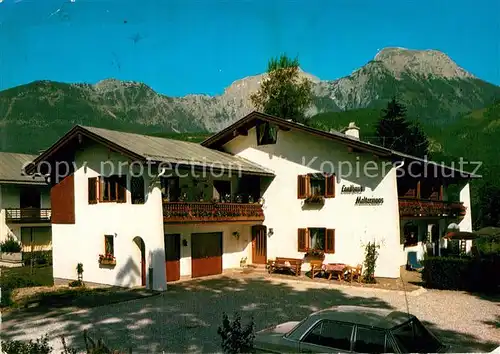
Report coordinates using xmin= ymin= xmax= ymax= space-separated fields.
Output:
xmin=2 ymin=273 xmax=499 ymax=353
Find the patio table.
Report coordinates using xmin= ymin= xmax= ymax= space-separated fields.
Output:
xmin=323 ymin=263 xmax=350 ymax=281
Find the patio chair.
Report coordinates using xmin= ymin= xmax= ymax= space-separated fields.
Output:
xmin=309 ymin=260 xmax=324 ymax=279
xmin=406 ymin=251 xmax=423 ymax=271
xmin=349 ymin=264 xmax=363 ymax=283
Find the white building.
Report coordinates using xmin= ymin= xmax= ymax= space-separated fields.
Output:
xmin=25 ymin=111 xmax=478 ymax=289
xmin=0 ymin=152 xmax=52 ymax=253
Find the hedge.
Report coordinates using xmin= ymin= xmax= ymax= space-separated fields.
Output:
xmin=422 ymin=256 xmax=500 ymax=292
xmin=23 ymin=251 xmax=53 ymax=266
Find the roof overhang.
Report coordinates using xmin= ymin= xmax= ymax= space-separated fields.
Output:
xmin=24 ymin=125 xmax=146 ymax=175
xmin=0 ymin=179 xmax=48 ymax=186
xmin=391 ymin=152 xmax=482 ymax=180
xmin=201 ymin=111 xmax=392 ymax=157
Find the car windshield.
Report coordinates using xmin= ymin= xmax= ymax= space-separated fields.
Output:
xmin=391 ymin=318 xmax=443 ymax=353
xmin=284 ymin=318 xmax=308 ymax=338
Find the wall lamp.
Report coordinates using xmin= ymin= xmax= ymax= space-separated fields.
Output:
xmin=268 ymin=228 xmax=274 ymax=237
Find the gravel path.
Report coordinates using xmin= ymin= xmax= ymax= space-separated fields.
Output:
xmin=2 ymin=274 xmax=499 ymax=353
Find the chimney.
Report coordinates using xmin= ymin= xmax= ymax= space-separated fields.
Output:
xmin=342 ymin=122 xmax=360 ymax=139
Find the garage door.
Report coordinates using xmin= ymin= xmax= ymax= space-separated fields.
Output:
xmin=191 ymin=232 xmax=222 ymax=278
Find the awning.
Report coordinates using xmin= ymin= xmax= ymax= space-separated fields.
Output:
xmin=444 ymin=231 xmax=479 ymax=240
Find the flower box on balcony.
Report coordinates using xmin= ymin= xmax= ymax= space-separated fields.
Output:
xmin=304 ymin=195 xmax=325 ymax=205
xmin=304 ymin=249 xmax=325 ymax=260
xmin=98 ymin=254 xmax=116 ymax=266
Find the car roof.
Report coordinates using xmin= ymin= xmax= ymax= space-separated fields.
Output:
xmin=309 ymin=306 xmax=413 ymax=329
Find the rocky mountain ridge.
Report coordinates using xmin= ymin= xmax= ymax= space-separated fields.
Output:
xmin=1 ymin=47 xmax=499 ymax=153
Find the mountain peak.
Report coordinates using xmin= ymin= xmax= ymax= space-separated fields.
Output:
xmin=374 ymin=47 xmax=475 ymax=80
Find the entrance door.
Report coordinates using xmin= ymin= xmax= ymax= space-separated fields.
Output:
xmin=165 ymin=234 xmax=181 ymax=282
xmin=133 ymin=237 xmax=146 ymax=286
xmin=252 ymin=225 xmax=267 ymax=264
xmin=191 ymin=232 xmax=222 ymax=278
xmin=431 ymin=224 xmax=439 ymax=256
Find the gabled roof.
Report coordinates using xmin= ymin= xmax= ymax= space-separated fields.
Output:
xmin=201 ymin=111 xmax=393 ymax=156
xmin=201 ymin=111 xmax=481 ymax=179
xmin=25 ymin=125 xmax=274 ymax=176
xmin=0 ymin=152 xmax=47 ymax=185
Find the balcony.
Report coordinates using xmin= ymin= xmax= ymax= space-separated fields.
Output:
xmin=398 ymin=198 xmax=466 ymax=218
xmin=163 ymin=202 xmax=264 ymax=223
xmin=5 ymin=208 xmax=52 ymax=223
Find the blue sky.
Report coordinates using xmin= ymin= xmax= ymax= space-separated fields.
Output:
xmin=0 ymin=0 xmax=499 ymax=96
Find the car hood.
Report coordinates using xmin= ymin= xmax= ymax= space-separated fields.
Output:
xmin=254 ymin=322 xmax=300 ymax=352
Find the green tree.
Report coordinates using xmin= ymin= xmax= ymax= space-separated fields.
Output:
xmin=374 ymin=97 xmax=430 ymax=157
xmin=475 ymin=181 xmax=500 ymax=228
xmin=250 ymin=54 xmax=313 ymax=124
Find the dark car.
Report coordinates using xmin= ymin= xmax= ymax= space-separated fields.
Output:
xmin=254 ymin=305 xmax=448 ymax=353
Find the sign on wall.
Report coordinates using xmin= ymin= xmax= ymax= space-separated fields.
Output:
xmin=355 ymin=196 xmax=384 ymax=205
xmin=341 ymin=185 xmax=365 ymax=193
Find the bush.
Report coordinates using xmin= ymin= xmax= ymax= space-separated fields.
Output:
xmin=2 ymin=330 xmax=132 ymax=353
xmin=68 ymin=280 xmax=84 ymax=287
xmin=362 ymin=242 xmax=380 ymax=284
xmin=2 ymin=334 xmax=52 ymax=354
xmin=217 ymin=312 xmax=255 ymax=354
xmin=23 ymin=251 xmax=53 ymax=266
xmin=422 ymin=256 xmax=500 ymax=292
xmin=0 ymin=235 xmax=22 ymax=253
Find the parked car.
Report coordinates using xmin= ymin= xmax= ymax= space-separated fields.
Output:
xmin=254 ymin=305 xmax=448 ymax=353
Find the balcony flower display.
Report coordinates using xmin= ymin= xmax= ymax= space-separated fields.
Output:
xmin=398 ymin=199 xmax=466 ymax=217
xmin=98 ymin=253 xmax=116 ymax=266
xmin=304 ymin=194 xmax=325 ymax=205
xmin=304 ymin=248 xmax=325 ymax=259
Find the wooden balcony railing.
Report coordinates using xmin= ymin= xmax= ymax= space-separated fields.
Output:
xmin=163 ymin=202 xmax=264 ymax=223
xmin=398 ymin=198 xmax=466 ymax=218
xmin=5 ymin=208 xmax=52 ymax=223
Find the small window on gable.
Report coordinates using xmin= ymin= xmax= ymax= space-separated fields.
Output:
xmin=131 ymin=176 xmax=145 ymax=204
xmin=256 ymin=121 xmax=277 ymax=145
xmin=104 ymin=235 xmax=114 ymax=257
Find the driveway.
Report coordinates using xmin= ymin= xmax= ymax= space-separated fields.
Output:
xmin=2 ymin=274 xmax=499 ymax=353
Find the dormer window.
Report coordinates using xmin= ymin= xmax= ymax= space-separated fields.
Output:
xmin=256 ymin=121 xmax=277 ymax=145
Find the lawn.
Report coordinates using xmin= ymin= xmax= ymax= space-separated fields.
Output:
xmin=0 ymin=266 xmax=158 ymax=312
xmin=1 ymin=265 xmax=53 ymax=287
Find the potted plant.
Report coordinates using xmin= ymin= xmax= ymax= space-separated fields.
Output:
xmin=0 ymin=235 xmax=23 ymax=265
xmin=304 ymin=248 xmax=325 ymax=260
xmin=304 ymin=194 xmax=325 ymax=205
xmin=98 ymin=253 xmax=116 ymax=266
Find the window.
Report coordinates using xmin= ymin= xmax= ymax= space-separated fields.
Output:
xmin=104 ymin=235 xmax=114 ymax=257
xmin=20 ymin=186 xmax=41 ymax=208
xmin=297 ymin=174 xmax=335 ymax=199
xmin=403 ymin=222 xmax=418 ymax=247
xmin=161 ymin=177 xmax=180 ymax=202
xmin=88 ymin=177 xmax=98 ymax=204
xmin=392 ymin=319 xmax=443 ymax=353
xmin=256 ymin=121 xmax=277 ymax=145
xmin=213 ymin=180 xmax=231 ymax=202
xmin=353 ymin=326 xmax=390 ymax=353
xmin=131 ymin=176 xmax=145 ymax=204
xmin=302 ymin=320 xmax=354 ymax=350
xmin=298 ymin=228 xmax=335 ymax=253
xmin=100 ymin=175 xmax=127 ymax=203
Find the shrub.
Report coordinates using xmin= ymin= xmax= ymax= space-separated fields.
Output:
xmin=23 ymin=251 xmax=53 ymax=266
xmin=1 ymin=334 xmax=52 ymax=354
xmin=0 ymin=235 xmax=22 ymax=253
xmin=422 ymin=256 xmax=500 ymax=292
xmin=362 ymin=241 xmax=380 ymax=284
xmin=2 ymin=331 xmax=132 ymax=354
xmin=217 ymin=312 xmax=255 ymax=354
xmin=68 ymin=280 xmax=84 ymax=287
